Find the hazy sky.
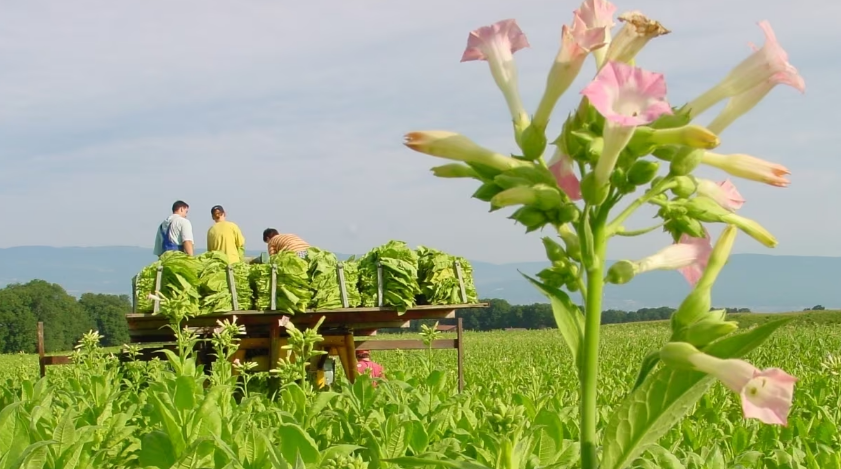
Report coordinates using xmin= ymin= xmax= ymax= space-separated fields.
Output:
xmin=1 ymin=0 xmax=838 ymax=264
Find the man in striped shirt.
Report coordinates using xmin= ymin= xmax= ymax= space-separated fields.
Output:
xmin=262 ymin=228 xmax=310 ymax=259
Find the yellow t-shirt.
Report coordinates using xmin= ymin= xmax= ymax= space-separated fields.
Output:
xmin=207 ymin=221 xmax=245 ymax=264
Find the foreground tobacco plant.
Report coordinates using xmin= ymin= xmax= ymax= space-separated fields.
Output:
xmin=404 ymin=2 xmax=804 ymax=468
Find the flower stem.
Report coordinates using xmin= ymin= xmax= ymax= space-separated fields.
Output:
xmin=606 ymin=178 xmax=675 ymax=235
xmin=580 ymin=211 xmax=608 ymax=469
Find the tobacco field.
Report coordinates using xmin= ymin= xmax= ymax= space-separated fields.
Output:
xmin=0 ymin=313 xmax=839 ymax=469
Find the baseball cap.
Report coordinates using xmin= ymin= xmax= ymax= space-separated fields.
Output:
xmin=210 ymin=205 xmax=225 ymax=214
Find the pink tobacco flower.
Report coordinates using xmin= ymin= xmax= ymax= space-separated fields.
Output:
xmin=573 ymin=0 xmax=617 ymax=66
xmin=461 ymin=19 xmax=531 ymax=133
xmin=634 ymin=231 xmax=712 ymax=287
xmin=687 ymin=21 xmax=801 ymax=117
xmin=603 ymin=11 xmax=670 ymax=66
xmin=702 ymin=152 xmax=790 ymax=188
xmin=581 ymin=61 xmax=672 ymax=187
xmin=707 ymin=71 xmax=805 ymax=134
xmin=688 ymin=354 xmax=797 ymax=426
xmin=697 ymin=178 xmax=745 ymax=212
xmin=533 ymin=20 xmax=606 ymax=128
xmin=547 ymin=149 xmax=582 ymax=200
xmin=582 ymin=60 xmax=672 ymax=127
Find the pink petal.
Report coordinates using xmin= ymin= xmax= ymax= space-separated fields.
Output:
xmin=676 ymin=230 xmax=712 ymax=287
xmin=741 ymin=367 xmax=798 ymax=426
xmin=461 ymin=19 xmax=530 ymax=62
xmin=581 ymin=61 xmax=672 ymax=127
xmin=570 ymin=15 xmax=608 ymax=52
xmin=574 ymin=0 xmax=617 ymax=29
xmin=548 ymin=153 xmax=582 ymax=200
xmin=718 ymin=179 xmax=745 ymax=210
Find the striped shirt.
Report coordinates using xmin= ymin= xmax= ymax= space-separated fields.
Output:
xmin=267 ymin=233 xmax=310 ymax=256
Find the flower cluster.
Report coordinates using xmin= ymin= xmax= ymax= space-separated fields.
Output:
xmin=403 ymin=0 xmax=804 ymax=430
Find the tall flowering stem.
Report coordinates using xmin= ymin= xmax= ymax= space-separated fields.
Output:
xmin=404 ymin=5 xmax=802 ymax=468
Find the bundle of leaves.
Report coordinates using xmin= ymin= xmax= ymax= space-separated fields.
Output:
xmin=358 ymin=240 xmax=420 ymax=313
xmin=196 ymin=252 xmax=253 ymax=313
xmin=416 ymin=246 xmax=480 ymax=305
xmin=159 ymin=251 xmax=202 ymax=314
xmin=307 ymin=247 xmax=342 ymax=310
xmin=250 ymin=251 xmax=312 ymax=313
xmin=133 ymin=262 xmax=161 ymax=313
xmin=133 ymin=251 xmax=201 ymax=314
xmin=342 ymin=257 xmax=362 ymax=307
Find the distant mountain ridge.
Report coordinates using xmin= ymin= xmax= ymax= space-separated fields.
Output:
xmin=1 ymin=246 xmax=838 ymax=312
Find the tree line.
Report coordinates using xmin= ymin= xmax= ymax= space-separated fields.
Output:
xmin=0 ymin=280 xmax=130 ymax=354
xmin=0 ymin=280 xmax=754 ymax=354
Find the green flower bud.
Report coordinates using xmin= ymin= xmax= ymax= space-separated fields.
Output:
xmin=721 ymin=213 xmax=778 ymax=248
xmin=685 ymin=196 xmax=730 ymax=222
xmin=491 ymin=185 xmax=562 ymax=211
xmin=660 ymin=342 xmax=702 ymax=371
xmin=472 ymin=182 xmax=504 ymax=202
xmin=431 ymin=163 xmax=480 ymax=179
xmin=671 ymin=176 xmax=697 ymax=198
xmin=610 ymin=167 xmax=627 ymax=187
xmin=649 ymin=125 xmax=720 ymax=150
xmin=537 ymin=266 xmax=566 ymax=289
xmin=671 ymin=285 xmax=712 ymax=333
xmin=627 ymin=160 xmax=660 ymax=185
xmin=606 ymin=260 xmax=637 ymax=285
xmin=580 ymin=172 xmax=610 ymax=206
xmin=494 ymin=174 xmax=532 ymax=190
xmin=558 ymin=203 xmax=580 ymax=224
xmin=509 ymin=207 xmax=549 ymax=232
xmin=685 ymin=317 xmax=739 ymax=347
xmin=557 ymin=224 xmax=582 ymax=261
xmin=652 ymin=145 xmax=679 ymax=162
xmin=587 ymin=136 xmax=605 ymax=163
xmin=542 ymin=237 xmax=567 ymax=264
xmin=669 ymin=148 xmax=705 ymax=176
xmin=520 ymin=124 xmax=548 ymax=161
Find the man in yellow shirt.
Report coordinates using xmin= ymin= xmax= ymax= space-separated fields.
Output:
xmin=207 ymin=205 xmax=245 ymax=263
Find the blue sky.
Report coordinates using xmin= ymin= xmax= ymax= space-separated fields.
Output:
xmin=0 ymin=0 xmax=838 ymax=264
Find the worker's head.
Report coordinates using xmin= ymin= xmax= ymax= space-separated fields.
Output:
xmin=172 ymin=200 xmax=189 ymax=217
xmin=210 ymin=205 xmax=226 ymax=222
xmin=262 ymin=228 xmax=279 ymax=244
xmin=356 ymin=349 xmax=371 ymax=360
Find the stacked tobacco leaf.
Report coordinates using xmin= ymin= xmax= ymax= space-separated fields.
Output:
xmin=342 ymin=256 xmax=362 ymax=307
xmin=358 ymin=240 xmax=421 ymax=313
xmin=416 ymin=246 xmax=479 ymax=305
xmin=134 ymin=251 xmax=202 ymax=314
xmin=250 ymin=251 xmax=312 ymax=314
xmin=196 ymin=251 xmax=252 ymax=313
xmin=307 ymin=247 xmax=343 ymax=310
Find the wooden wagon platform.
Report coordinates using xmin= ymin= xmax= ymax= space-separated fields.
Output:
xmin=39 ymin=303 xmax=488 ymax=391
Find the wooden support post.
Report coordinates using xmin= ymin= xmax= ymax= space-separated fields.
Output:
xmin=268 ymin=319 xmax=281 ymax=394
xmin=227 ymin=265 xmax=239 ymax=311
xmin=37 ymin=322 xmax=46 ymax=378
xmin=270 ymin=265 xmax=278 ymax=311
xmin=152 ymin=265 xmax=163 ymax=314
xmin=345 ymin=332 xmax=359 ymax=382
xmin=376 ymin=262 xmax=384 ymax=307
xmin=457 ymin=317 xmax=465 ymax=393
xmin=131 ymin=275 xmax=138 ymax=313
xmin=337 ymin=263 xmax=349 ymax=308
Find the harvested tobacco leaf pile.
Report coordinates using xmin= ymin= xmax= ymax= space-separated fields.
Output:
xmin=250 ymin=251 xmax=312 ymax=313
xmin=416 ymin=246 xmax=480 ymax=305
xmin=196 ymin=251 xmax=252 ymax=313
xmin=358 ymin=240 xmax=420 ymax=313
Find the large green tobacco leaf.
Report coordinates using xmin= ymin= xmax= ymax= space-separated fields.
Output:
xmin=277 ymin=423 xmax=319 ymax=466
xmin=385 ymin=452 xmax=492 ymax=469
xmin=522 ymin=273 xmax=583 ymax=373
xmin=600 ymin=318 xmax=793 ymax=469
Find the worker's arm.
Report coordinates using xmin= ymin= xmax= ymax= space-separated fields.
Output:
xmin=181 ymin=220 xmax=195 ymax=256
